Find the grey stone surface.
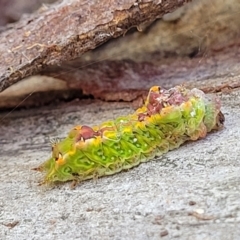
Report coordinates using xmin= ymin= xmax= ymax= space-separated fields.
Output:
xmin=0 ymin=91 xmax=240 ymax=240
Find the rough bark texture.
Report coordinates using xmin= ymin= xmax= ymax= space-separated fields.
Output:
xmin=0 ymin=0 xmax=190 ymax=92
xmin=0 ymin=0 xmax=57 ymax=26
xmin=1 ymin=0 xmax=240 ymax=109
xmin=79 ymin=0 xmax=240 ymax=61
xmin=1 ymin=42 xmax=239 ymax=109
xmin=42 ymin=41 xmax=240 ymax=100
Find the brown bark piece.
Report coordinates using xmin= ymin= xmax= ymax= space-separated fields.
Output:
xmin=42 ymin=40 xmax=240 ymax=100
xmin=1 ymin=41 xmax=240 ymax=109
xmin=0 ymin=0 xmax=190 ymax=92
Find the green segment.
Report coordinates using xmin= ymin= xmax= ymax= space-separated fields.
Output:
xmin=37 ymin=86 xmax=223 ymax=184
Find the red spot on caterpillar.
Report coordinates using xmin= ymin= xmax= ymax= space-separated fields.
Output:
xmin=75 ymin=125 xmax=99 ymax=142
xmin=138 ymin=113 xmax=147 ymax=122
xmin=147 ymin=102 xmax=162 ymax=115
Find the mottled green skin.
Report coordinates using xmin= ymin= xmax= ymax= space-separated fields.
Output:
xmin=35 ymin=86 xmax=224 ymax=185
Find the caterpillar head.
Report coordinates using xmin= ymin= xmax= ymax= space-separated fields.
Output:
xmin=33 ymin=136 xmax=76 ymax=184
xmin=38 ymin=143 xmax=76 ymax=184
xmin=44 ymin=149 xmax=75 ymax=183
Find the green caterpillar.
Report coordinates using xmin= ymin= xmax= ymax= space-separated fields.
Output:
xmin=34 ymin=86 xmax=224 ymax=186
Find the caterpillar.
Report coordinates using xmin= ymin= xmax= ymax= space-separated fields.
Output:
xmin=34 ymin=85 xmax=224 ymax=186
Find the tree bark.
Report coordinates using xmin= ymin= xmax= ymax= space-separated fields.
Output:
xmin=0 ymin=0 xmax=190 ymax=92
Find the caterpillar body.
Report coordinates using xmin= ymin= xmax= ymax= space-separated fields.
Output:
xmin=34 ymin=86 xmax=224 ymax=185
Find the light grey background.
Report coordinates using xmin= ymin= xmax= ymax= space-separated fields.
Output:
xmin=0 ymin=91 xmax=240 ymax=240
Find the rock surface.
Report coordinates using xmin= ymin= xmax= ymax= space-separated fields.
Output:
xmin=0 ymin=89 xmax=239 ymax=239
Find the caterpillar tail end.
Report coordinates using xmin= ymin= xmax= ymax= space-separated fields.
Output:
xmin=214 ymin=111 xmax=225 ymax=130
xmin=32 ymin=166 xmax=44 ymax=172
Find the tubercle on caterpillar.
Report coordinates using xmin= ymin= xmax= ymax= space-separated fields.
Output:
xmin=33 ymin=85 xmax=225 ymax=186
